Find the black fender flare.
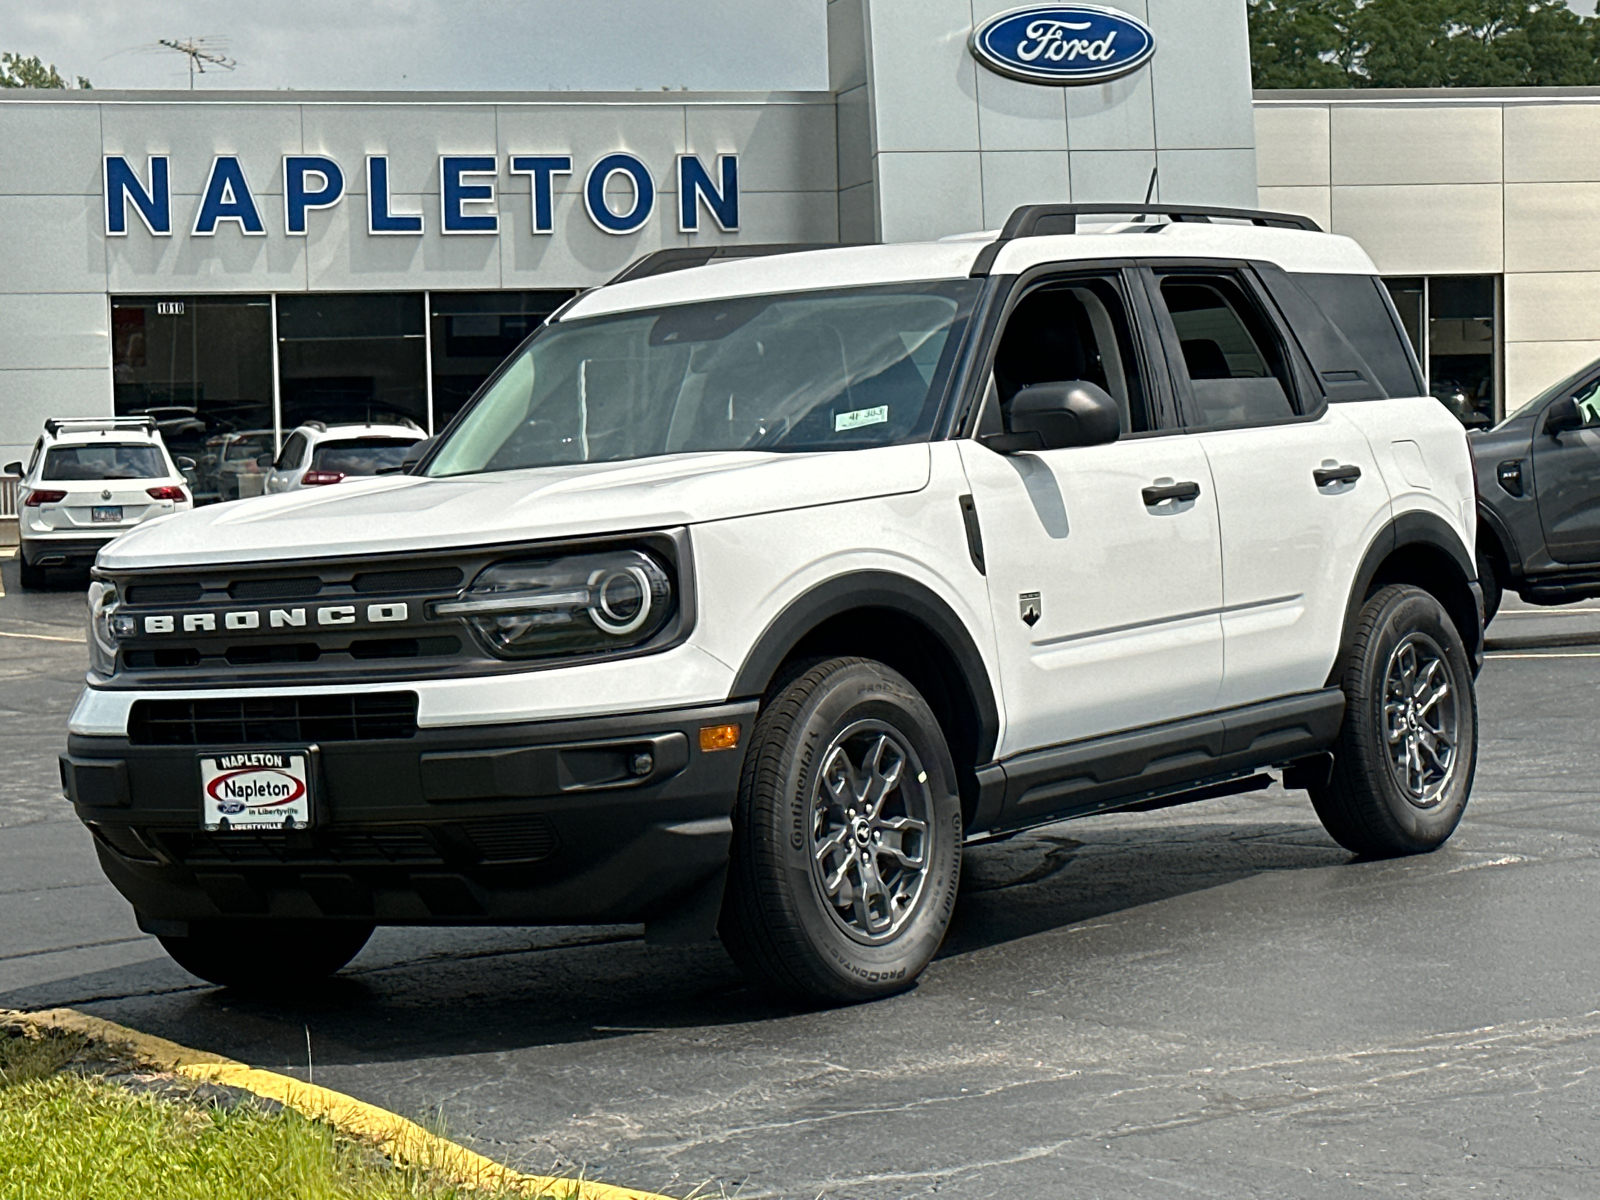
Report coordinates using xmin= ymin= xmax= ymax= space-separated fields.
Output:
xmin=729 ymin=570 xmax=1001 ymax=765
xmin=1475 ymin=501 xmax=1520 ymax=579
xmin=1339 ymin=510 xmax=1481 ymax=667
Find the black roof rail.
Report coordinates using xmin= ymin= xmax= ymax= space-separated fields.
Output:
xmin=970 ymin=203 xmax=1323 ymax=276
xmin=44 ymin=415 xmax=157 ymax=437
xmin=608 ymin=243 xmax=836 ymax=285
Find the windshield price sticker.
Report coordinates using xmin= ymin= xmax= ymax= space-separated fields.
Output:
xmin=200 ymin=751 xmax=312 ymax=831
xmin=835 ymin=406 xmax=889 ymax=433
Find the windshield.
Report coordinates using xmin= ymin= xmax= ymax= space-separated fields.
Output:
xmin=425 ymin=281 xmax=979 ymax=477
xmin=41 ymin=444 xmax=166 ymax=481
xmin=1504 ymin=359 xmax=1600 ymax=424
xmin=310 ymin=437 xmax=419 ymax=475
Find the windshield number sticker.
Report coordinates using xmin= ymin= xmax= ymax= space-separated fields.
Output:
xmin=835 ymin=406 xmax=889 ymax=433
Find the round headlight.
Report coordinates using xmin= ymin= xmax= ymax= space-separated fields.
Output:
xmin=433 ymin=548 xmax=676 ymax=660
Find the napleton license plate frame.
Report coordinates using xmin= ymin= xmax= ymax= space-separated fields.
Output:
xmin=197 ymin=745 xmax=319 ymax=832
xmin=91 ymin=506 xmax=123 ymax=523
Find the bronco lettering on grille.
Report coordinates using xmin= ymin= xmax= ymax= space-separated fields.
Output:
xmin=141 ymin=602 xmax=409 ymax=635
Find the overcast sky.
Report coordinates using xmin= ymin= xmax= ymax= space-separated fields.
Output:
xmin=0 ymin=0 xmax=830 ymax=92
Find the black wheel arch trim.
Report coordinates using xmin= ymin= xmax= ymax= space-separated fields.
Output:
xmin=728 ymin=570 xmax=1002 ymax=766
xmin=1339 ymin=510 xmax=1481 ymax=671
xmin=1475 ymin=501 xmax=1520 ymax=580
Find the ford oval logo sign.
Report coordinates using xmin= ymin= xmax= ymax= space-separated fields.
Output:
xmin=969 ymin=4 xmax=1156 ymax=86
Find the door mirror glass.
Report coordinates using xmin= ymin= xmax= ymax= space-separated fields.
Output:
xmin=1545 ymin=396 xmax=1582 ymax=437
xmin=2 ymin=461 xmax=21 ymax=477
xmin=176 ymin=456 xmax=197 ymax=472
xmin=254 ymin=452 xmax=275 ymax=468
xmin=399 ymin=436 xmax=436 ymax=474
xmin=986 ymin=381 xmax=1121 ymax=453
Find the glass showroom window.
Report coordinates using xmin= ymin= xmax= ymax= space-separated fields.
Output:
xmin=111 ymin=296 xmax=274 ymax=502
xmin=1383 ymin=276 xmax=1501 ymax=428
xmin=276 ymin=293 xmax=428 ymax=435
xmin=429 ymin=290 xmax=575 ymax=429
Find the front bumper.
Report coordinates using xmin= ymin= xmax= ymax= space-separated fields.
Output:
xmin=62 ymin=699 xmax=756 ymax=931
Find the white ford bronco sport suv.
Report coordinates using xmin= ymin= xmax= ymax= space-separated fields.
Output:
xmin=63 ymin=204 xmax=1482 ymax=1003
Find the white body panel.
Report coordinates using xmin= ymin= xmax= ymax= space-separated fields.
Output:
xmin=99 ymin=445 xmax=933 ymax=570
xmin=1344 ymin=395 xmax=1478 ymax=557
xmin=1192 ymin=405 xmax=1393 ymax=708
xmin=958 ymin=437 xmax=1225 ymax=757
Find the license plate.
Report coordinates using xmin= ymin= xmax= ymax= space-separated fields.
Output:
xmin=91 ymin=506 xmax=122 ymax=523
xmin=200 ymin=750 xmax=312 ymax=831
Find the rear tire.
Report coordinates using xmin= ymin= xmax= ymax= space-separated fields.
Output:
xmin=719 ymin=657 xmax=963 ymax=1004
xmin=1476 ymin=544 xmax=1502 ymax=625
xmin=158 ymin=920 xmax=374 ymax=990
xmin=17 ymin=553 xmax=46 ymax=590
xmin=1309 ymin=585 xmax=1477 ymax=857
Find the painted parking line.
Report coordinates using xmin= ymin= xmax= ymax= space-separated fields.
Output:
xmin=6 ymin=1007 xmax=675 ymax=1200
xmin=0 ymin=629 xmax=85 ymax=644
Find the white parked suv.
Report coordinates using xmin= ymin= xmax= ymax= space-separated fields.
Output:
xmin=264 ymin=420 xmax=425 ymax=493
xmin=62 ymin=205 xmax=1482 ymax=1003
xmin=7 ymin=417 xmax=193 ymax=590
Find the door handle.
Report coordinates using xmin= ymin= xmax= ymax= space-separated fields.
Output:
xmin=1313 ymin=464 xmax=1362 ymax=487
xmin=1142 ymin=480 xmax=1201 ymax=506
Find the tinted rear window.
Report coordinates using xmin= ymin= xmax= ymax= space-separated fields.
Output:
xmin=42 ymin=444 xmax=165 ymax=481
xmin=309 ymin=438 xmax=418 ymax=475
xmin=1293 ymin=273 xmax=1424 ymax=400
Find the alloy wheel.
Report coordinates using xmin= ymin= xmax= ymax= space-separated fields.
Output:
xmin=1381 ymin=632 xmax=1459 ymax=807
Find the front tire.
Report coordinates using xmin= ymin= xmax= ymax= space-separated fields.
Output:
xmin=1476 ymin=544 xmax=1502 ymax=625
xmin=720 ymin=657 xmax=963 ymax=1004
xmin=1309 ymin=585 xmax=1477 ymax=857
xmin=158 ymin=920 xmax=374 ymax=990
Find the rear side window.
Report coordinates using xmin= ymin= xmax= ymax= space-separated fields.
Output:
xmin=1291 ymin=272 xmax=1424 ymax=400
xmin=42 ymin=444 xmax=165 ymax=481
xmin=1155 ymin=273 xmax=1298 ymax=428
xmin=310 ymin=437 xmax=418 ymax=476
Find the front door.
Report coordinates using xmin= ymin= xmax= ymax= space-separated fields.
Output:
xmin=959 ymin=269 xmax=1225 ymax=762
xmin=1534 ymin=375 xmax=1600 ymax=565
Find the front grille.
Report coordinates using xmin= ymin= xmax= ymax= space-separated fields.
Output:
xmin=132 ymin=814 xmax=556 ymax=868
xmin=125 ymin=582 xmax=202 ymax=605
xmin=229 ymin=576 xmax=322 ymax=601
xmin=354 ymin=567 xmax=464 ymax=593
xmin=461 ymin=815 xmax=558 ymax=862
xmin=167 ymin=826 xmax=440 ymax=865
xmin=128 ymin=692 xmax=418 ymax=745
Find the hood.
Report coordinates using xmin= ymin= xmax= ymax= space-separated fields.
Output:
xmin=99 ymin=445 xmax=932 ymax=570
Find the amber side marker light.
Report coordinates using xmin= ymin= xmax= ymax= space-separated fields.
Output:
xmin=699 ymin=723 xmax=741 ymax=752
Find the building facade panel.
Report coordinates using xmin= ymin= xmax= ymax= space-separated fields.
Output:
xmin=1504 ymin=103 xmax=1600 ymax=183
xmin=1502 ymin=271 xmax=1600 ymax=344
xmin=1 ymin=369 xmax=111 ymax=464
xmin=979 ymin=150 xmax=1073 ymax=229
xmin=1146 ymin=0 xmax=1256 ymax=151
xmin=0 ymin=102 xmax=103 ymax=196
xmin=1330 ymin=183 xmax=1504 ymax=276
xmin=1505 ymin=182 xmax=1600 ymax=273
xmin=1253 ymin=106 xmax=1329 ymax=188
xmin=0 ymin=293 xmax=109 ymax=371
xmin=1330 ymin=105 xmax=1503 ymax=186
xmin=0 ymin=194 xmax=111 ymax=295
xmin=299 ymin=103 xmax=498 ymax=197
xmin=99 ymin=102 xmax=304 ymax=197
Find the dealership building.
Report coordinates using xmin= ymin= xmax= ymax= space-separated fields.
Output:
xmin=2 ymin=0 xmax=1599 ymax=473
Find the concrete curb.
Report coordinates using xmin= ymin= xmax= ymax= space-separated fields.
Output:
xmin=5 ymin=1007 xmax=675 ymax=1200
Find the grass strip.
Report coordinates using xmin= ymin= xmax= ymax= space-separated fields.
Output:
xmin=0 ymin=1021 xmax=649 ymax=1200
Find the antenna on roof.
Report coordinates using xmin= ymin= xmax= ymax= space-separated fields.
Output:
xmin=1143 ymin=166 xmax=1159 ymax=204
xmin=158 ymin=37 xmax=236 ymax=90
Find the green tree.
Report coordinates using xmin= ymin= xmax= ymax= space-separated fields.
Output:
xmin=1249 ymin=0 xmax=1600 ymax=89
xmin=0 ymin=52 xmax=90 ymax=89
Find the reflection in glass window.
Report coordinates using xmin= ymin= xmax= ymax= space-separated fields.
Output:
xmin=111 ymin=296 xmax=273 ymax=502
xmin=430 ymin=291 xmax=575 ymax=431
xmin=276 ymin=294 xmax=428 ymax=433
xmin=1383 ymin=275 xmax=1500 ymax=428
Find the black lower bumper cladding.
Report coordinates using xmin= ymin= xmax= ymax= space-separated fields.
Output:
xmin=62 ymin=698 xmax=758 ymax=933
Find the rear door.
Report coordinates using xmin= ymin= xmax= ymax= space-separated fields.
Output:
xmin=1140 ymin=262 xmax=1392 ymax=709
xmin=40 ymin=442 xmax=164 ymax=532
xmin=959 ymin=264 xmax=1225 ymax=763
xmin=1532 ymin=374 xmax=1600 ymax=564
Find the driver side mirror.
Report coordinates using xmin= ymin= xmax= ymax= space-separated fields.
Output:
xmin=2 ymin=461 xmax=21 ymax=477
xmin=176 ymin=456 xmax=197 ymax=473
xmin=400 ymin=436 xmax=436 ymax=474
xmin=1545 ymin=396 xmax=1582 ymax=437
xmin=255 ymin=453 xmax=275 ymax=469
xmin=982 ymin=382 xmax=1122 ymax=454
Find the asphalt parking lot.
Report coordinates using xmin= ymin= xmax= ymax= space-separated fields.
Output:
xmin=5 ymin=555 xmax=1600 ymax=1198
